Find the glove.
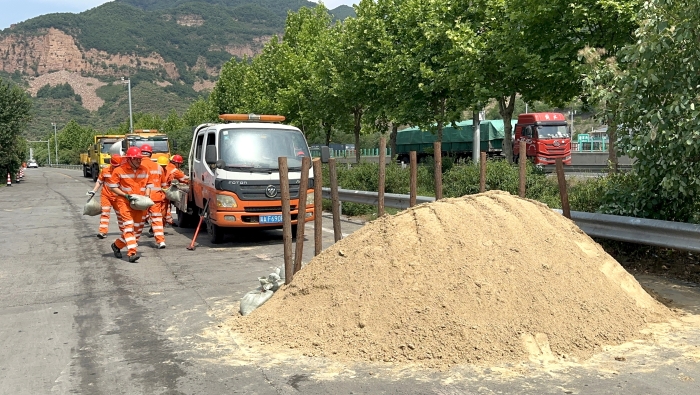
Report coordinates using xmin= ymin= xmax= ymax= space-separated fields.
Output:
xmin=124 ymin=194 xmax=132 ymax=201
xmin=87 ymin=191 xmax=96 ymax=196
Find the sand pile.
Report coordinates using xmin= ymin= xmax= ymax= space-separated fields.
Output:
xmin=231 ymin=191 xmax=671 ymax=369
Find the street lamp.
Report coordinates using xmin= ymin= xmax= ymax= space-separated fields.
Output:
xmin=121 ymin=77 xmax=133 ymax=133
xmin=51 ymin=122 xmax=58 ymax=165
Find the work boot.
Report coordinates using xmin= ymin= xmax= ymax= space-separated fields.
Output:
xmin=157 ymin=242 xmax=166 ymax=249
xmin=111 ymin=243 xmax=122 ymax=258
xmin=147 ymin=227 xmax=154 ymax=237
xmin=169 ymin=222 xmax=178 ymax=228
xmin=97 ymin=233 xmax=106 ymax=239
xmin=128 ymin=254 xmax=140 ymax=263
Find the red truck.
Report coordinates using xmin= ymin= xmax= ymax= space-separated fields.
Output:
xmin=513 ymin=112 xmax=572 ymax=165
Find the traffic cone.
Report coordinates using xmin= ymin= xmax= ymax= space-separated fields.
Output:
xmin=6 ymin=173 xmax=11 ymax=187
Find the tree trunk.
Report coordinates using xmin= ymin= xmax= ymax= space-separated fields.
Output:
xmin=499 ymin=92 xmax=517 ymax=163
xmin=353 ymin=108 xmax=362 ymax=163
xmin=323 ymin=122 xmax=332 ymax=146
xmin=389 ymin=124 xmax=398 ymax=158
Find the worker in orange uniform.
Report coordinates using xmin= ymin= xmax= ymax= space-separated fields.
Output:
xmin=108 ymin=147 xmax=152 ymax=263
xmin=88 ymin=154 xmax=122 ymax=238
xmin=139 ymin=144 xmax=167 ymax=248
xmin=162 ymin=154 xmax=189 ymax=226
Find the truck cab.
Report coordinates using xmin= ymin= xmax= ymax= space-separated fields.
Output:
xmin=81 ymin=134 xmax=123 ymax=181
xmin=122 ymin=130 xmax=171 ymax=163
xmin=513 ymin=112 xmax=572 ymax=165
xmin=175 ymin=114 xmax=315 ymax=244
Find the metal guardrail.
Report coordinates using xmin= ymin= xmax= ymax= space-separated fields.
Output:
xmin=322 ymin=187 xmax=700 ymax=253
xmin=49 ymin=164 xmax=83 ymax=170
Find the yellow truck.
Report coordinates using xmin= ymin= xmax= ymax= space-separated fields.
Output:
xmin=81 ymin=134 xmax=124 ymax=181
xmin=120 ymin=129 xmax=172 ymax=164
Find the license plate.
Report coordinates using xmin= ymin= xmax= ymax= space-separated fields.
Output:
xmin=259 ymin=215 xmax=283 ymax=224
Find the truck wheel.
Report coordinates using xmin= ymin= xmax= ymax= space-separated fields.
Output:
xmin=291 ymin=224 xmax=298 ymax=239
xmin=176 ymin=207 xmax=197 ymax=228
xmin=91 ymin=165 xmax=99 ymax=182
xmin=206 ymin=217 xmax=225 ymax=244
xmin=83 ymin=166 xmax=89 ymax=178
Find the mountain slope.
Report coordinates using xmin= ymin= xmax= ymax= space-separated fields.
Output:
xmin=0 ymin=1 xmax=355 ymax=138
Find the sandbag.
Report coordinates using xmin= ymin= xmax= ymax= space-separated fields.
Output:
xmin=128 ymin=194 xmax=155 ymax=210
xmin=239 ymin=289 xmax=274 ymax=316
xmin=82 ymin=196 xmax=101 ymax=216
xmin=239 ymin=267 xmax=284 ymax=316
xmin=164 ymin=184 xmax=181 ymax=202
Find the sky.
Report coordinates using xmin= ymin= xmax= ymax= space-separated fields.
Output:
xmin=0 ymin=0 xmax=356 ymax=31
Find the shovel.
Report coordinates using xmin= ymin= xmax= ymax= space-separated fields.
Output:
xmin=187 ymin=200 xmax=209 ymax=251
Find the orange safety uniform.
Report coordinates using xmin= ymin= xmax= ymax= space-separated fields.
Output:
xmin=97 ymin=165 xmax=122 ymax=235
xmin=141 ymin=158 xmax=166 ymax=243
xmin=163 ymin=162 xmax=189 ymax=225
xmin=108 ymin=164 xmax=152 ymax=258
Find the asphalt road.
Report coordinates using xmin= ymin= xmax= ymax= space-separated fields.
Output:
xmin=1 ymin=168 xmax=699 ymax=395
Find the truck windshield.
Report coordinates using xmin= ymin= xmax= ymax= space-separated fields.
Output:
xmin=130 ymin=139 xmax=169 ymax=153
xmin=100 ymin=140 xmax=118 ymax=153
xmin=536 ymin=125 xmax=569 ymax=139
xmin=219 ymin=128 xmax=310 ymax=171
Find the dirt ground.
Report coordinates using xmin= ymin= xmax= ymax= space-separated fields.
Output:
xmin=600 ymin=240 xmax=700 ymax=285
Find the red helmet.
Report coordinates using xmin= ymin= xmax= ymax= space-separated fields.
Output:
xmin=110 ymin=154 xmax=122 ymax=166
xmin=125 ymin=147 xmax=143 ymax=159
xmin=171 ymin=154 xmax=183 ymax=164
xmin=140 ymin=144 xmax=153 ymax=154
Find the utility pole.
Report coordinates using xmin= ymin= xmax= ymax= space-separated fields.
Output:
xmin=121 ymin=77 xmax=133 ymax=133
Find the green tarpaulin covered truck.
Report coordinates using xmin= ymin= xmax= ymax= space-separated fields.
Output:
xmin=395 ymin=119 xmax=517 ymax=162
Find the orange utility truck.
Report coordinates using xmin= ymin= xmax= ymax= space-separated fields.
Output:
xmin=174 ymin=114 xmax=315 ymax=243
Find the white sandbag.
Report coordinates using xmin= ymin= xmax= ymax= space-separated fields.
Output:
xmin=83 ymin=196 xmax=101 ymax=216
xmin=128 ymin=194 xmax=155 ymax=210
xmin=239 ymin=289 xmax=274 ymax=316
xmin=164 ymin=185 xmax=181 ymax=202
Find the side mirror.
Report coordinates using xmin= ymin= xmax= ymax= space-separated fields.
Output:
xmin=320 ymin=146 xmax=330 ymax=163
xmin=205 ymin=145 xmax=217 ymax=165
xmin=172 ymin=140 xmax=178 ymax=150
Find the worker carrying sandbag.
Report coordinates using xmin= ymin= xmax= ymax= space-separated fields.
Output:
xmin=161 ymin=154 xmax=189 ymax=226
xmin=87 ymin=154 xmax=123 ymax=238
xmin=107 ymin=147 xmax=152 ymax=263
xmin=140 ymin=144 xmax=167 ymax=248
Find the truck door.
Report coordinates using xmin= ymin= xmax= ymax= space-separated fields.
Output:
xmin=202 ymin=130 xmax=217 ymax=204
xmin=192 ymin=131 xmax=206 ymax=208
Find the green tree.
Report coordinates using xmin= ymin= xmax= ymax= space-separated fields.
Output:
xmin=0 ymin=77 xmax=32 ymax=179
xmin=481 ymin=0 xmax=640 ymax=162
xmin=611 ymin=0 xmax=700 ymax=221
xmin=56 ymin=120 xmax=96 ymax=165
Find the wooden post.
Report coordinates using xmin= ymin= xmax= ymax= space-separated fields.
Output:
xmin=434 ymin=141 xmax=442 ymax=200
xmin=294 ymin=156 xmax=310 ymax=273
xmin=410 ymin=151 xmax=417 ymax=207
xmin=378 ymin=137 xmax=386 ymax=217
xmin=519 ymin=140 xmax=526 ymax=198
xmin=479 ymin=151 xmax=487 ymax=193
xmin=313 ymin=158 xmax=323 ymax=256
xmin=278 ymin=157 xmax=293 ymax=284
xmin=556 ymin=158 xmax=571 ymax=219
xmin=329 ymin=158 xmax=342 ymax=242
